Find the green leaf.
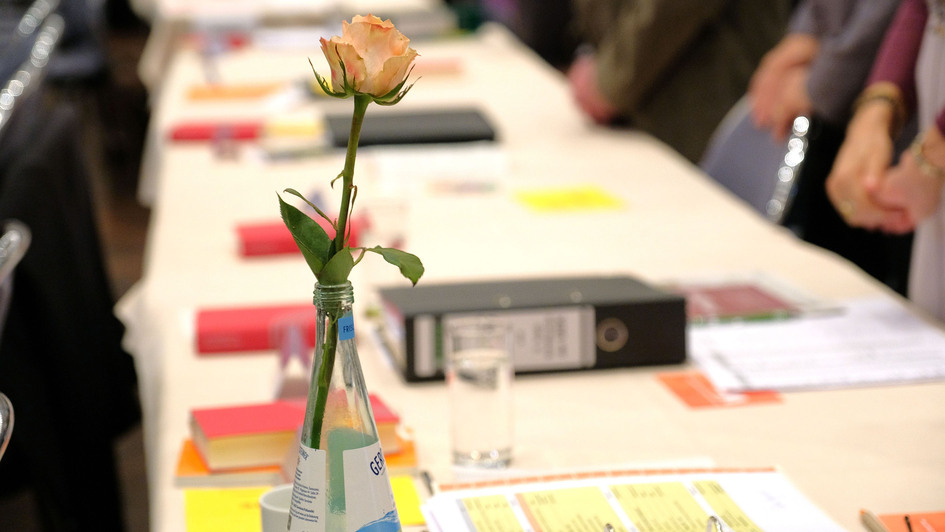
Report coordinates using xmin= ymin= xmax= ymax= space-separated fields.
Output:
xmin=319 ymin=247 xmax=354 ymax=285
xmin=309 ymin=58 xmax=348 ymax=99
xmin=366 ymin=246 xmax=424 ymax=286
xmin=283 ymin=187 xmax=333 ymax=227
xmin=278 ymin=193 xmax=332 ymax=276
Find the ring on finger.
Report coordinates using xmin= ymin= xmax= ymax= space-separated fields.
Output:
xmin=838 ymin=199 xmax=856 ymax=218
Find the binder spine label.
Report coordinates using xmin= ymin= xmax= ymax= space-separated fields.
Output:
xmin=413 ymin=306 xmax=596 ymax=374
xmin=414 ymin=315 xmax=437 ymax=378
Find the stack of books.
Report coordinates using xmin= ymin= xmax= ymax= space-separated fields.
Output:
xmin=175 ymin=394 xmax=417 ymax=488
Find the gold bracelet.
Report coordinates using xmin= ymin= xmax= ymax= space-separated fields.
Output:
xmin=854 ymin=82 xmax=907 ymax=138
xmin=910 ymin=133 xmax=945 ymax=180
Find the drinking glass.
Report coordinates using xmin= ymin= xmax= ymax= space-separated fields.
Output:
xmin=446 ymin=319 xmax=513 ymax=468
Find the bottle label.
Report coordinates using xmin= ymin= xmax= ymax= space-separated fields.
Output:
xmin=343 ymin=440 xmax=401 ymax=532
xmin=339 ymin=313 xmax=355 ymax=341
xmin=288 ymin=444 xmax=327 ymax=532
xmin=288 ymin=441 xmax=401 ymax=532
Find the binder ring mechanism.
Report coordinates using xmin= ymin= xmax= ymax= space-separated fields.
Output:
xmin=602 ymin=516 xmax=726 ymax=532
xmin=705 ymin=516 xmax=725 ymax=532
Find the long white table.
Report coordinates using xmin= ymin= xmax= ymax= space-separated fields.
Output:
xmin=131 ymin=0 xmax=447 ymax=111
xmin=119 ymin=23 xmax=945 ymax=532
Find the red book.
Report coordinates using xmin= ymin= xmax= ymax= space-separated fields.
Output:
xmin=368 ymin=394 xmax=400 ymax=455
xmin=235 ymin=222 xmax=298 ymax=257
xmin=190 ymin=399 xmax=307 ymax=471
xmin=174 ymin=438 xmax=286 ymax=487
xmin=169 ymin=121 xmax=263 ymax=141
xmin=235 ymin=217 xmax=365 ymax=258
xmin=189 ymin=395 xmax=401 ymax=471
xmin=195 ymin=303 xmax=316 ymax=354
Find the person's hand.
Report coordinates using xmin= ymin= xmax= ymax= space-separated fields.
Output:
xmin=868 ymin=126 xmax=945 ymax=234
xmin=749 ymin=34 xmax=818 ymax=139
xmin=567 ymin=53 xmax=618 ymax=124
xmin=766 ymin=67 xmax=812 ymax=140
xmin=825 ymin=101 xmax=903 ymax=229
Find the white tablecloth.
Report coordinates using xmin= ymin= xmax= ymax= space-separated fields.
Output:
xmin=119 ymin=24 xmax=945 ymax=532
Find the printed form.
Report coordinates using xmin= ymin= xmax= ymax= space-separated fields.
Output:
xmin=689 ymin=297 xmax=945 ymax=392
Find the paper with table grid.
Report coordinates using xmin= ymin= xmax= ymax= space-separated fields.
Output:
xmin=422 ymin=468 xmax=846 ymax=532
xmin=689 ymin=297 xmax=945 ymax=392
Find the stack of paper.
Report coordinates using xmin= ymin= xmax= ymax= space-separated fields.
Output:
xmin=690 ymin=298 xmax=945 ymax=392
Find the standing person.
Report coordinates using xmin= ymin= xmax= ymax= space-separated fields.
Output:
xmin=826 ymin=0 xmax=945 ymax=320
xmin=567 ymin=0 xmax=791 ymax=163
xmin=746 ymin=0 xmax=911 ymax=295
xmin=749 ymin=0 xmax=900 ymax=141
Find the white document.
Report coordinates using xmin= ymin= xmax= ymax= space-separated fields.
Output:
xmin=364 ymin=142 xmax=508 ymax=197
xmin=689 ymin=297 xmax=945 ymax=392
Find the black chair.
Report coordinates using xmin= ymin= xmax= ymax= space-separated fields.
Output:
xmin=0 ymin=9 xmax=140 ymax=532
xmin=699 ymin=96 xmax=798 ymax=223
xmin=0 ymin=220 xmax=30 ymax=461
xmin=700 ymin=97 xmax=914 ymax=296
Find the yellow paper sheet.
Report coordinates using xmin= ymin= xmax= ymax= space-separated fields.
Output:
xmin=518 ymin=487 xmax=625 ymax=532
xmin=184 ymin=475 xmax=425 ymax=531
xmin=391 ymin=475 xmax=426 ymax=526
xmin=184 ymin=486 xmax=268 ymax=532
xmin=516 ymin=185 xmax=623 ymax=212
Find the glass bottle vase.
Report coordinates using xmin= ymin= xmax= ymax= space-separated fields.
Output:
xmin=287 ymin=282 xmax=401 ymax=532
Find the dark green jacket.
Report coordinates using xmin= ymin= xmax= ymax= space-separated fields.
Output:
xmin=573 ymin=0 xmax=791 ymax=162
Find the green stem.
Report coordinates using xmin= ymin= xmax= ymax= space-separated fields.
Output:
xmin=333 ymin=94 xmax=371 ymax=255
xmin=308 ymin=310 xmax=339 ymax=447
xmin=308 ymin=94 xmax=370 ymax=448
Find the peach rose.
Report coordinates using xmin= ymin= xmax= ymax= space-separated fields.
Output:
xmin=319 ymin=14 xmax=418 ymax=101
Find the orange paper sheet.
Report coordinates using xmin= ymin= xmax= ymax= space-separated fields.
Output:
xmin=877 ymin=511 xmax=945 ymax=532
xmin=658 ymin=371 xmax=781 ymax=408
xmin=188 ymin=82 xmax=285 ymax=100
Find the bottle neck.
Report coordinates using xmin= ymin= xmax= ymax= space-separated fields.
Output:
xmin=313 ymin=282 xmax=354 ymax=310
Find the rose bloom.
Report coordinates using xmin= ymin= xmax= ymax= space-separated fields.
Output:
xmin=320 ymin=14 xmax=418 ymax=99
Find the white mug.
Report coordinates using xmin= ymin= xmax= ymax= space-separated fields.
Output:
xmin=259 ymin=483 xmax=292 ymax=532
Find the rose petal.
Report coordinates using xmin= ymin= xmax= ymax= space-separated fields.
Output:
xmin=351 ymin=14 xmax=391 ymax=28
xmin=319 ymin=37 xmax=346 ymax=92
xmin=336 ymin=42 xmax=367 ymax=92
xmin=321 ymin=14 xmax=417 ymax=98
xmin=375 ymin=50 xmax=418 ymax=97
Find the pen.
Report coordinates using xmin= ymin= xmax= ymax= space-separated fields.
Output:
xmin=860 ymin=509 xmax=889 ymax=532
xmin=420 ymin=470 xmax=437 ymax=496
xmin=905 ymin=515 xmax=913 ymax=532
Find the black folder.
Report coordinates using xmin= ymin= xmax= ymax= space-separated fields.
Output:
xmin=325 ymin=107 xmax=497 ymax=147
xmin=376 ymin=275 xmax=687 ymax=382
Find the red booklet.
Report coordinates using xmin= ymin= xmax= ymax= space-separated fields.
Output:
xmin=195 ymin=303 xmax=316 ymax=354
xmin=667 ymin=282 xmax=799 ymax=323
xmin=235 ymin=216 xmax=366 ymax=257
